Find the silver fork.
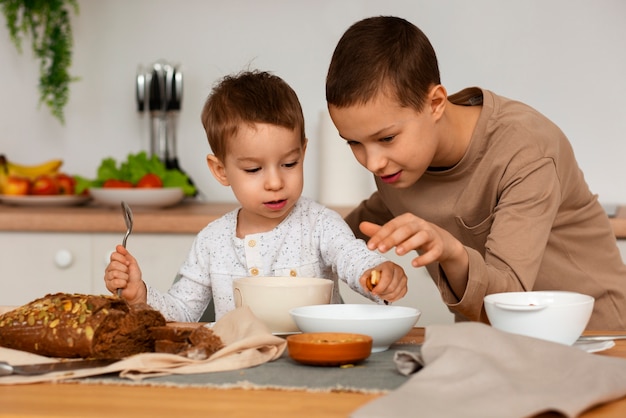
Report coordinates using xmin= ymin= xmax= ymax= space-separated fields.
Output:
xmin=116 ymin=201 xmax=134 ymax=297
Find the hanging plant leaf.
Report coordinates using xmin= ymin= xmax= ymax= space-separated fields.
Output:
xmin=0 ymin=0 xmax=79 ymax=124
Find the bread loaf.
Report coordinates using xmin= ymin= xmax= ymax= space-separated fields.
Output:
xmin=0 ymin=293 xmax=166 ymax=359
xmin=152 ymin=324 xmax=224 ymax=360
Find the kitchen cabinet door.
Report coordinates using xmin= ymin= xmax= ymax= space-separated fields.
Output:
xmin=0 ymin=232 xmax=92 ymax=306
xmin=91 ymin=233 xmax=195 ymax=296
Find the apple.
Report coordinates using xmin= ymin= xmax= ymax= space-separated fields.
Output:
xmin=102 ymin=179 xmax=133 ymax=188
xmin=55 ymin=173 xmax=76 ymax=195
xmin=3 ymin=175 xmax=31 ymax=195
xmin=136 ymin=173 xmax=163 ymax=188
xmin=31 ymin=174 xmax=59 ymax=195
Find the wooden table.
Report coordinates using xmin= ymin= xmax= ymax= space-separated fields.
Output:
xmin=1 ymin=329 xmax=626 ymax=418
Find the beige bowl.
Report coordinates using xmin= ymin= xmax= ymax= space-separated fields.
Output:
xmin=233 ymin=276 xmax=333 ymax=334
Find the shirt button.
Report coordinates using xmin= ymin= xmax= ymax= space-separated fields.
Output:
xmin=250 ymin=268 xmax=259 ymax=276
xmin=289 ymin=270 xmax=297 ymax=277
xmin=248 ymin=240 xmax=256 ymax=247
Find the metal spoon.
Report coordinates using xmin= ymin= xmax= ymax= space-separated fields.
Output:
xmin=117 ymin=201 xmax=134 ymax=297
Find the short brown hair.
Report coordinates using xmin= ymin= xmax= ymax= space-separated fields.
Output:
xmin=326 ymin=16 xmax=440 ymax=111
xmin=201 ymin=70 xmax=305 ymax=161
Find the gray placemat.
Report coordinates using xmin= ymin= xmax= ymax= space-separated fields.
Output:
xmin=81 ymin=344 xmax=419 ymax=393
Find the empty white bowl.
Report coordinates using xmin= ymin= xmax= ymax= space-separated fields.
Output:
xmin=233 ymin=276 xmax=333 ymax=334
xmin=289 ymin=304 xmax=421 ymax=352
xmin=484 ymin=291 xmax=594 ymax=345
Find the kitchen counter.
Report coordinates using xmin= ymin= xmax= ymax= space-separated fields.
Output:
xmin=0 ymin=200 xmax=624 ymax=237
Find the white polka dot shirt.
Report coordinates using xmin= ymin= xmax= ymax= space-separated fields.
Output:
xmin=146 ymin=197 xmax=387 ymax=321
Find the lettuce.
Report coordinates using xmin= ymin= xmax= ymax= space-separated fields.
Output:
xmin=75 ymin=151 xmax=197 ymax=196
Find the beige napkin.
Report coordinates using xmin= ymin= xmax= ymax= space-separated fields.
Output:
xmin=0 ymin=306 xmax=286 ymax=385
xmin=352 ymin=322 xmax=626 ymax=418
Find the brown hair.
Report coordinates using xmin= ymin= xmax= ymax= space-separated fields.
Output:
xmin=326 ymin=16 xmax=440 ymax=111
xmin=201 ymin=70 xmax=305 ymax=161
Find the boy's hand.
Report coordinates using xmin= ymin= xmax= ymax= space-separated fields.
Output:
xmin=360 ymin=261 xmax=407 ymax=302
xmin=360 ymin=214 xmax=465 ymax=268
xmin=104 ymin=244 xmax=147 ymax=305
xmin=360 ymin=214 xmax=469 ymax=288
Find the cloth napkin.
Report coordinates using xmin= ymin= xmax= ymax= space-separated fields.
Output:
xmin=0 ymin=306 xmax=286 ymax=385
xmin=352 ymin=322 xmax=626 ymax=418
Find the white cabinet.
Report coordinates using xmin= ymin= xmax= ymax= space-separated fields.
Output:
xmin=0 ymin=232 xmax=195 ymax=307
xmin=90 ymin=233 xmax=194 ymax=295
xmin=0 ymin=232 xmax=92 ymax=306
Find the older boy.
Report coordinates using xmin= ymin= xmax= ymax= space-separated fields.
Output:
xmin=326 ymin=16 xmax=626 ymax=329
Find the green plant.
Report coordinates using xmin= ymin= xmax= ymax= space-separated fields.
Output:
xmin=0 ymin=0 xmax=79 ymax=124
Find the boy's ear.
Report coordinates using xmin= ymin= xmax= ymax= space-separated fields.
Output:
xmin=207 ymin=154 xmax=230 ymax=186
xmin=429 ymin=84 xmax=447 ymax=120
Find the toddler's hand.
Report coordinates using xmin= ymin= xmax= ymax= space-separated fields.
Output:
xmin=104 ymin=244 xmax=147 ymax=305
xmin=361 ymin=261 xmax=407 ymax=303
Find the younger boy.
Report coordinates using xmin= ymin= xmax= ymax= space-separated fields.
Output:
xmin=105 ymin=70 xmax=407 ymax=321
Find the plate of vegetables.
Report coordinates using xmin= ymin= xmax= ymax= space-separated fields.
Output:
xmin=76 ymin=152 xmax=196 ymax=208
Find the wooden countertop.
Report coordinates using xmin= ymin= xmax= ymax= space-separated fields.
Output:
xmin=0 ymin=200 xmax=240 ymax=234
xmin=1 ymin=329 xmax=626 ymax=418
xmin=0 ymin=200 xmax=624 ymax=238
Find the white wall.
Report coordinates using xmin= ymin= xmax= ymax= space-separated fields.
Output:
xmin=1 ymin=0 xmax=625 ymax=204
xmin=2 ymin=0 xmax=625 ymax=324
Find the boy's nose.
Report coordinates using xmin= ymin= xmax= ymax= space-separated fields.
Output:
xmin=364 ymin=150 xmax=387 ymax=174
xmin=264 ymin=170 xmax=284 ymax=190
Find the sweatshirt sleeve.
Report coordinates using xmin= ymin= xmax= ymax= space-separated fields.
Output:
xmin=317 ymin=207 xmax=388 ymax=301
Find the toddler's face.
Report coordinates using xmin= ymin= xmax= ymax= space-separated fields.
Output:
xmin=222 ymin=123 xmax=306 ymax=231
xmin=328 ymin=92 xmax=439 ymax=188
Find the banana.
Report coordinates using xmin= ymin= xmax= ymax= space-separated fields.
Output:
xmin=0 ymin=155 xmax=8 ymax=193
xmin=2 ymin=155 xmax=63 ymax=180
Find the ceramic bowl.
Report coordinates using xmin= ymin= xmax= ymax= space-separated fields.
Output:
xmin=483 ymin=291 xmax=594 ymax=345
xmin=289 ymin=304 xmax=421 ymax=352
xmin=89 ymin=187 xmax=184 ymax=208
xmin=286 ymin=332 xmax=373 ymax=366
xmin=233 ymin=276 xmax=333 ymax=334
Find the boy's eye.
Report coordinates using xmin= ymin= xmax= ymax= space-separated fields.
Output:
xmin=346 ymin=140 xmax=360 ymax=147
xmin=283 ymin=161 xmax=299 ymax=168
xmin=380 ymin=135 xmax=394 ymax=143
xmin=244 ymin=167 xmax=261 ymax=173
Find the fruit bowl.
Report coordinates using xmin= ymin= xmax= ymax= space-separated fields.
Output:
xmin=0 ymin=194 xmax=90 ymax=207
xmin=286 ymin=332 xmax=373 ymax=366
xmin=89 ymin=187 xmax=184 ymax=208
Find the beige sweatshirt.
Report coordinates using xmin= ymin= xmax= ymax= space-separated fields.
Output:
xmin=345 ymin=87 xmax=626 ymax=330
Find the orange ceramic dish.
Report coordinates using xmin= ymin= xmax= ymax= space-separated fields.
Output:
xmin=286 ymin=332 xmax=373 ymax=366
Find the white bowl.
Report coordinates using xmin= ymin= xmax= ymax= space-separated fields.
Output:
xmin=289 ymin=304 xmax=421 ymax=352
xmin=484 ymin=291 xmax=594 ymax=345
xmin=233 ymin=277 xmax=333 ymax=334
xmin=89 ymin=187 xmax=184 ymax=208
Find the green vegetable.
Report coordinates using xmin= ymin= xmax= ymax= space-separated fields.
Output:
xmin=75 ymin=152 xmax=197 ymax=196
xmin=0 ymin=0 xmax=79 ymax=124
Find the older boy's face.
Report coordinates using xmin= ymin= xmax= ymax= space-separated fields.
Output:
xmin=222 ymin=123 xmax=306 ymax=230
xmin=328 ymin=91 xmax=441 ymax=188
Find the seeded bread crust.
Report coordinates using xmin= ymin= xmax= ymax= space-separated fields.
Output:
xmin=0 ymin=293 xmax=166 ymax=359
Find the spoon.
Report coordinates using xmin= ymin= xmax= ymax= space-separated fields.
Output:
xmin=117 ymin=201 xmax=134 ymax=297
